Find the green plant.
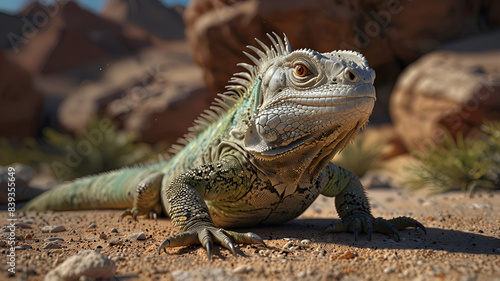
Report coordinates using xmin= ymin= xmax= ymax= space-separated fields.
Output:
xmin=332 ymin=132 xmax=384 ymax=178
xmin=406 ymin=121 xmax=500 ymax=195
xmin=0 ymin=117 xmax=167 ymax=181
xmin=0 ymin=137 xmax=60 ymax=167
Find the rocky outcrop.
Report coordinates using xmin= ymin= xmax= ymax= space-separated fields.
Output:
xmin=184 ymin=0 xmax=497 ymax=96
xmin=0 ymin=49 xmax=43 ymax=139
xmin=101 ymin=0 xmax=185 ymax=40
xmin=58 ymin=43 xmax=212 ymax=145
xmin=390 ymin=31 xmax=500 ymax=150
xmin=0 ymin=12 xmax=24 ymax=49
xmin=6 ymin=1 xmax=162 ymax=74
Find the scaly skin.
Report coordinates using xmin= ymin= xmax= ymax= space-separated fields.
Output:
xmin=23 ymin=33 xmax=425 ymax=259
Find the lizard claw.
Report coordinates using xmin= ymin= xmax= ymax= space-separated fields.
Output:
xmin=326 ymin=214 xmax=424 ymax=241
xmin=415 ymin=221 xmax=427 ymax=235
xmin=390 ymin=225 xmax=401 ymax=241
xmin=118 ymin=208 xmax=140 ymax=222
xmin=148 ymin=210 xmax=158 ymax=221
xmin=158 ymin=224 xmax=265 ymax=260
xmin=388 ymin=216 xmax=427 ymax=235
xmin=118 ymin=209 xmax=131 ymax=222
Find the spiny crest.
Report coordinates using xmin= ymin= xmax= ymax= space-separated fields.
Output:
xmin=330 ymin=50 xmax=369 ymax=67
xmin=169 ymin=32 xmax=291 ymax=155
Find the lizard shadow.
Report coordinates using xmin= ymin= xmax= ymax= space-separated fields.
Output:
xmin=239 ymin=218 xmax=499 ymax=256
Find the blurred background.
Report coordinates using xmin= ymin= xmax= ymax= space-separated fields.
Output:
xmin=0 ymin=0 xmax=499 ymax=200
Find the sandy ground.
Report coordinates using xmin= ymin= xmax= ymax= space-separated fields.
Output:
xmin=1 ymin=187 xmax=499 ymax=281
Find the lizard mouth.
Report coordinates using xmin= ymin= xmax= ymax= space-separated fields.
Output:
xmin=256 ymin=133 xmax=315 ymax=157
xmin=249 ymin=118 xmax=366 ymax=162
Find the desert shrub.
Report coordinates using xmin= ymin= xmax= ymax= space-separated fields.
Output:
xmin=0 ymin=117 xmax=166 ymax=181
xmin=405 ymin=121 xmax=500 ymax=195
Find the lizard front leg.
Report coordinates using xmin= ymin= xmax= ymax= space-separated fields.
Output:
xmin=118 ymin=171 xmax=164 ymax=221
xmin=158 ymin=156 xmax=265 ymax=259
xmin=319 ymin=163 xmax=425 ymax=241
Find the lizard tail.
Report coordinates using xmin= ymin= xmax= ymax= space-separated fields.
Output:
xmin=21 ymin=168 xmax=146 ymax=211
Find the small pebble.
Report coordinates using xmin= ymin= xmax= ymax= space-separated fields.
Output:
xmin=300 ymin=239 xmax=311 ymax=245
xmin=42 ymin=225 xmax=66 ymax=233
xmin=313 ymin=247 xmax=327 ymax=257
xmin=42 ymin=241 xmax=61 ymax=249
xmin=422 ymin=200 xmax=437 ymax=206
xmin=100 ymin=233 xmax=108 ymax=239
xmin=85 ymin=236 xmax=97 ymax=242
xmin=15 ymin=222 xmax=33 ymax=229
xmin=337 ymin=251 xmax=355 ymax=259
xmin=460 ymin=274 xmax=478 ymax=281
xmin=384 ymin=267 xmax=395 ymax=274
xmin=15 ymin=244 xmax=32 ymax=250
xmin=296 ymin=271 xmax=307 ymax=278
xmin=127 ymin=232 xmax=146 ymax=241
xmin=232 ymin=265 xmax=252 ymax=274
xmin=470 ymin=203 xmax=492 ymax=210
xmin=283 ymin=242 xmax=294 ymax=250
xmin=44 ymin=237 xmax=64 ymax=242
xmin=110 ymin=228 xmax=118 ymax=233
xmin=109 ymin=238 xmax=123 ymax=246
xmin=87 ymin=222 xmax=97 ymax=229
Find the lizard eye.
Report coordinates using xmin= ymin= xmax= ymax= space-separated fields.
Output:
xmin=345 ymin=69 xmax=358 ymax=82
xmin=294 ymin=64 xmax=309 ymax=77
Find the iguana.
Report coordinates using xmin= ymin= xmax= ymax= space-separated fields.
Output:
xmin=23 ymin=33 xmax=425 ymax=259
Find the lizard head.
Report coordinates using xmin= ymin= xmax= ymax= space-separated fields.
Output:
xmin=242 ymin=34 xmax=376 ymax=170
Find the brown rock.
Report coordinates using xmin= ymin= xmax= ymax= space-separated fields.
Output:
xmin=0 ymin=49 xmax=42 ymax=139
xmin=361 ymin=124 xmax=407 ymax=159
xmin=0 ymin=11 xmax=24 ymax=49
xmin=58 ymin=43 xmax=212 ymax=145
xmin=390 ymin=33 xmax=500 ymax=150
xmin=102 ymin=0 xmax=185 ymax=40
xmin=184 ymin=0 xmax=492 ymax=96
xmin=44 ymin=250 xmax=116 ymax=281
xmin=336 ymin=251 xmax=356 ymax=260
xmin=483 ymin=0 xmax=500 ymax=28
xmin=6 ymin=1 xmax=159 ymax=74
xmin=184 ymin=0 xmax=391 ymax=94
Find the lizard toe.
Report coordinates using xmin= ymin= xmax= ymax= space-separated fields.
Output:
xmin=118 ymin=209 xmax=132 ymax=222
xmin=326 ymin=214 xmax=410 ymax=241
xmin=223 ymin=230 xmax=266 ymax=247
xmin=157 ymin=226 xmax=265 ymax=259
xmin=198 ymin=228 xmax=214 ymax=260
xmin=158 ymin=231 xmax=199 ymax=254
xmin=132 ymin=209 xmax=140 ymax=221
xmin=387 ymin=216 xmax=427 ymax=235
xmin=324 ymin=222 xmax=347 ymax=233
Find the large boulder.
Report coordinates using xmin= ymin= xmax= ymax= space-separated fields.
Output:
xmin=0 ymin=49 xmax=43 ymax=139
xmin=101 ymin=0 xmax=185 ymax=40
xmin=390 ymin=31 xmax=500 ymax=150
xmin=6 ymin=1 xmax=161 ymax=74
xmin=58 ymin=43 xmax=212 ymax=145
xmin=184 ymin=0 xmax=494 ymax=95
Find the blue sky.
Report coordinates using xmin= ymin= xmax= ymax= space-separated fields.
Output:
xmin=0 ymin=0 xmax=190 ymax=14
